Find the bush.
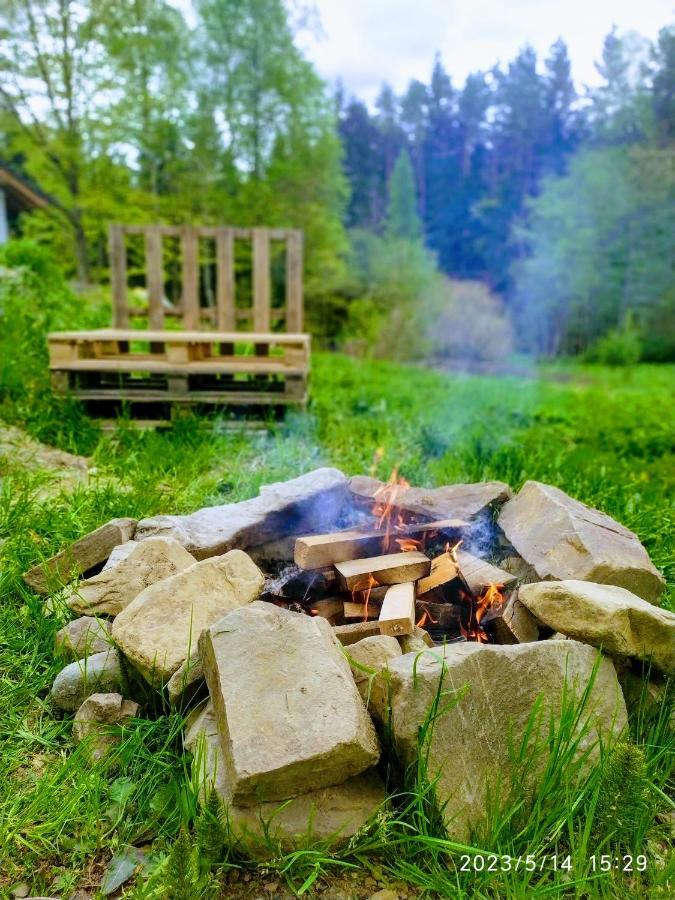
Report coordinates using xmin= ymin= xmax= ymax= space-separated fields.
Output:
xmin=587 ymin=313 xmax=643 ymax=366
xmin=428 ymin=279 xmax=514 ymax=364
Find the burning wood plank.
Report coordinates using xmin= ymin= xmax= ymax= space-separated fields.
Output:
xmin=456 ymin=551 xmax=517 ymax=596
xmin=294 ymin=519 xmax=467 ymax=570
xmin=333 ymin=620 xmax=382 ymax=645
xmin=343 ymin=600 xmax=380 ymax=620
xmin=484 ymin=592 xmax=539 ymax=644
xmin=334 ymin=551 xmax=430 ymax=592
xmin=310 ymin=598 xmax=344 ymax=622
xmin=378 ymin=582 xmax=416 ymax=637
xmin=417 ymin=553 xmax=459 ymax=596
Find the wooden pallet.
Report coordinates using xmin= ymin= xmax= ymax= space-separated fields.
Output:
xmin=48 ymin=330 xmax=310 ymax=413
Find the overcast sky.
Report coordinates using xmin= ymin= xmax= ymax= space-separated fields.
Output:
xmin=296 ymin=0 xmax=674 ymax=104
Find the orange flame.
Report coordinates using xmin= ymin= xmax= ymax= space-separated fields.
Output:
xmin=460 ymin=582 xmax=505 ymax=642
xmin=373 ymin=468 xmax=410 ymax=553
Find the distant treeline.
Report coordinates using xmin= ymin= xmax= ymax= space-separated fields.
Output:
xmin=0 ymin=2 xmax=673 ymax=358
xmin=338 ymin=28 xmax=675 ymax=358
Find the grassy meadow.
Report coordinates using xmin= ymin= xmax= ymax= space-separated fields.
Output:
xmin=0 ymin=317 xmax=674 ymax=896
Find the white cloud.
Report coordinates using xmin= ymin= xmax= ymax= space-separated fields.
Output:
xmin=298 ymin=0 xmax=674 ymax=104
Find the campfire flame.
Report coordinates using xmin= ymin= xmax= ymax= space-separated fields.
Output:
xmin=461 ymin=582 xmax=505 ymax=642
xmin=373 ymin=467 xmax=410 ymax=552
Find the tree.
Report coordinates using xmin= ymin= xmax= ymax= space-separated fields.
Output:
xmin=339 ymin=98 xmax=386 ymax=228
xmin=0 ymin=0 xmax=108 ymax=283
xmin=385 ymin=149 xmax=422 ymax=241
xmin=651 ymin=25 xmax=675 ymax=143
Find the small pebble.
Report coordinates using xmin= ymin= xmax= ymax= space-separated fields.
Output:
xmin=11 ymin=885 xmax=29 ymax=899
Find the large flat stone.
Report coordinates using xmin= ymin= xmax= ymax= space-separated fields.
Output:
xmin=349 ymin=477 xmax=512 ymax=521
xmin=199 ymin=602 xmax=381 ymax=805
xmin=498 ymin=481 xmax=665 ymax=602
xmin=135 ymin=468 xmax=348 ymax=559
xmin=370 ymin=640 xmax=626 ymax=841
xmin=66 ymin=537 xmax=196 ymax=616
xmin=112 ymin=550 xmax=264 ymax=687
xmin=24 ymin=518 xmax=137 ymax=594
xmin=519 ymin=580 xmax=675 ymax=675
xmin=50 ymin=650 xmax=127 ymax=712
xmin=185 ymin=701 xmax=385 ymax=852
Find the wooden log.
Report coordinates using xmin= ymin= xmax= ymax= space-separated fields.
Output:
xmin=252 ymin=227 xmax=271 ymax=331
xmin=333 ymin=620 xmax=381 ymax=646
xmin=379 ymin=582 xmax=415 ymax=637
xmin=417 ymin=553 xmax=459 ymax=596
xmin=343 ymin=601 xmax=380 ymax=620
xmin=484 ymin=592 xmax=539 ymax=645
xmin=456 ymin=551 xmax=517 ymax=596
xmin=335 ymin=551 xmax=430 ymax=592
xmin=295 ymin=519 xmax=464 ymax=570
xmin=23 ymin=518 xmax=137 ymax=595
xmin=310 ymin=598 xmax=344 ymax=622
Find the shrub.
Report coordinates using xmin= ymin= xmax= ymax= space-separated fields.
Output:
xmin=586 ymin=313 xmax=643 ymax=366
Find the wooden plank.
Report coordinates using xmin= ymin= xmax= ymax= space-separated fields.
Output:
xmin=379 ymin=582 xmax=416 ymax=637
xmin=343 ymin=600 xmax=380 ymax=620
xmin=49 ymin=358 xmax=307 ymax=375
xmin=456 ymin=551 xmax=517 ymax=596
xmin=109 ymin=226 xmax=129 ymax=327
xmin=48 ymin=329 xmax=310 ymax=344
xmin=285 ymin=230 xmax=303 ymax=332
xmin=145 ymin=229 xmax=165 ymax=330
xmin=310 ymin=599 xmax=344 ymax=621
xmin=181 ymin=225 xmax=200 ymax=329
xmin=67 ymin=388 xmax=304 ymax=405
xmin=334 ymin=551 xmax=430 ymax=592
xmin=417 ymin=553 xmax=459 ymax=596
xmin=333 ymin=620 xmax=381 ymax=646
xmin=484 ymin=593 xmax=539 ymax=645
xmin=252 ymin=227 xmax=271 ymax=331
xmin=216 ymin=227 xmax=236 ymax=331
xmin=294 ymin=518 xmax=465 ymax=570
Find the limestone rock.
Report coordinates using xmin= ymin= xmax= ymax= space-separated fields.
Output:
xmin=371 ymin=640 xmax=626 ymax=841
xmin=344 ymin=635 xmax=402 ymax=702
xmin=24 ymin=518 xmax=137 ymax=595
xmin=519 ymin=580 xmax=675 ymax=674
xmin=102 ymin=540 xmax=138 ymax=571
xmin=73 ymin=692 xmax=140 ymax=761
xmin=498 ymin=481 xmax=665 ymax=602
xmin=55 ymin=616 xmax=112 ymax=661
xmin=349 ymin=476 xmax=512 ymax=521
xmin=66 ymin=537 xmax=196 ymax=616
xmin=185 ymin=701 xmax=385 ymax=851
xmin=112 ymin=550 xmax=264 ymax=686
xmin=50 ymin=650 xmax=127 ymax=712
xmin=135 ymin=467 xmax=348 ymax=559
xmin=166 ymin=650 xmax=204 ymax=707
xmin=200 ymin=602 xmax=381 ymax=805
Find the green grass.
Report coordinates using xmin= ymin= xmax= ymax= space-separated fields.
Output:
xmin=1 ymin=349 xmax=674 ymax=897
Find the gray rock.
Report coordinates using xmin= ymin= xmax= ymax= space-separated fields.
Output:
xmin=113 ymin=549 xmax=264 ymax=687
xmin=135 ymin=467 xmax=349 ymax=559
xmin=498 ymin=481 xmax=665 ymax=602
xmin=102 ymin=540 xmax=138 ymax=571
xmin=370 ymin=640 xmax=627 ymax=841
xmin=72 ymin=692 xmax=140 ymax=762
xmin=349 ymin=476 xmax=512 ymax=521
xmin=344 ymin=635 xmax=402 ymax=703
xmin=185 ymin=701 xmax=385 ymax=852
xmin=200 ymin=601 xmax=381 ymax=805
xmin=519 ymin=580 xmax=675 ymax=674
xmin=24 ymin=518 xmax=137 ymax=594
xmin=55 ymin=616 xmax=112 ymax=661
xmin=166 ymin=650 xmax=204 ymax=706
xmin=50 ymin=650 xmax=127 ymax=712
xmin=66 ymin=537 xmax=196 ymax=616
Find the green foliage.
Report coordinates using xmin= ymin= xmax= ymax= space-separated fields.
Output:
xmin=385 ymin=150 xmax=422 ymax=241
xmin=163 ymin=828 xmax=201 ymax=899
xmin=587 ymin=312 xmax=643 ymax=366
xmin=195 ymin=787 xmax=226 ymax=870
xmin=594 ymin=742 xmax=651 ymax=847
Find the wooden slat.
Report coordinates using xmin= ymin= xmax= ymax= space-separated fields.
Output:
xmin=181 ymin=226 xmax=199 ymax=329
xmin=286 ymin=230 xmax=303 ymax=332
xmin=67 ymin=388 xmax=305 ymax=406
xmin=49 ymin=329 xmax=310 ymax=344
xmin=145 ymin=229 xmax=165 ymax=330
xmin=49 ymin=358 xmax=307 ymax=375
xmin=252 ymin=228 xmax=271 ymax=331
xmin=216 ymin=227 xmax=235 ymax=331
xmin=334 ymin=551 xmax=431 ymax=592
xmin=109 ymin=226 xmax=128 ymax=327
xmin=379 ymin=583 xmax=416 ymax=637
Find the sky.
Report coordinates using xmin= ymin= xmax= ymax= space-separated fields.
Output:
xmin=295 ymin=0 xmax=674 ymax=104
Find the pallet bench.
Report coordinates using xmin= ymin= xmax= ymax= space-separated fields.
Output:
xmin=48 ymin=330 xmax=310 ymax=415
xmin=48 ymin=224 xmax=310 ymax=421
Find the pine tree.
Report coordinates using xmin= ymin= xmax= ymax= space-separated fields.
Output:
xmin=385 ymin=150 xmax=422 ymax=242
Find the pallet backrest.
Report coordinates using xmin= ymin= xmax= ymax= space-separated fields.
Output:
xmin=109 ymin=224 xmax=304 ymax=332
